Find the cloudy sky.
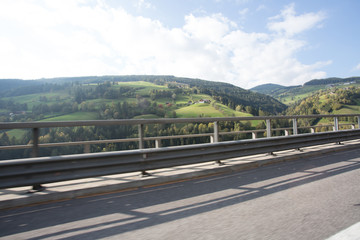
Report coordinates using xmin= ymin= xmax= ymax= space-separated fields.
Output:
xmin=1 ymin=0 xmax=359 ymax=89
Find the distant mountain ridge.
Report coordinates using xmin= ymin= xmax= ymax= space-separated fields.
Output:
xmin=250 ymin=76 xmax=360 ymax=107
xmin=251 ymin=76 xmax=360 ymax=94
xmin=304 ymin=77 xmax=360 ymax=86
xmin=250 ymin=83 xmax=299 ymax=95
xmin=0 ymin=79 xmax=41 ymax=93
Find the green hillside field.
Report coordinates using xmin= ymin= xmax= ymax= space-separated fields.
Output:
xmin=0 ymin=80 xmax=254 ymax=125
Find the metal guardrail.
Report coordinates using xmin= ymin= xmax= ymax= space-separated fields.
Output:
xmin=1 ymin=129 xmax=360 ymax=189
xmin=0 ymin=114 xmax=360 ymax=189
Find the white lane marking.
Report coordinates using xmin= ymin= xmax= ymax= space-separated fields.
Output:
xmin=327 ymin=222 xmax=360 ymax=240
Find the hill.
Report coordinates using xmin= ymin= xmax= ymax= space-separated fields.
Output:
xmin=250 ymin=83 xmax=286 ymax=94
xmin=0 ymin=76 xmax=286 ymax=125
xmin=251 ymin=76 xmax=360 ymax=106
xmin=0 ymin=79 xmax=41 ymax=94
xmin=285 ymin=86 xmax=360 ymax=116
xmin=304 ymin=77 xmax=360 ymax=86
xmin=250 ymin=83 xmax=301 ymax=97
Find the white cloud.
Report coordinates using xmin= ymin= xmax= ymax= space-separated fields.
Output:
xmin=0 ymin=1 xmax=329 ymax=88
xmin=355 ymin=63 xmax=360 ymax=70
xmin=267 ymin=3 xmax=326 ymax=37
xmin=239 ymin=8 xmax=249 ymax=16
xmin=134 ymin=0 xmax=154 ymax=10
xmin=256 ymin=4 xmax=266 ymax=11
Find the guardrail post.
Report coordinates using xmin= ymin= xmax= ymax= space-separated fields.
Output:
xmin=266 ymin=119 xmax=275 ymax=156
xmin=155 ymin=139 xmax=161 ymax=148
xmin=32 ymin=128 xmax=39 ymax=158
xmin=292 ymin=118 xmax=298 ymax=135
xmin=358 ymin=116 xmax=360 ymax=129
xmin=311 ymin=128 xmax=315 ymax=133
xmin=252 ymin=132 xmax=257 ymax=139
xmin=334 ymin=117 xmax=339 ymax=131
xmin=266 ymin=119 xmax=271 ymax=137
xmin=213 ymin=121 xmax=223 ymax=165
xmin=213 ymin=121 xmax=219 ymax=143
xmin=32 ymin=128 xmax=45 ymax=192
xmin=138 ymin=124 xmax=150 ymax=176
xmin=292 ymin=118 xmax=302 ymax=151
xmin=284 ymin=130 xmax=289 ymax=136
xmin=84 ymin=144 xmax=91 ymax=153
xmin=138 ymin=124 xmax=144 ymax=149
xmin=333 ymin=117 xmax=342 ymax=145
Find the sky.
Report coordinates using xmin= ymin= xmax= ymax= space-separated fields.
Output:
xmin=0 ymin=0 xmax=360 ymax=89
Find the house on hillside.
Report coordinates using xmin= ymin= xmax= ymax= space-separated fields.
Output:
xmin=197 ymin=99 xmax=211 ymax=104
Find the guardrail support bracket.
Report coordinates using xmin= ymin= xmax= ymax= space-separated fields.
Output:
xmin=215 ymin=160 xmax=224 ymax=166
xmin=29 ymin=184 xmax=46 ymax=193
xmin=140 ymin=170 xmax=152 ymax=177
xmin=267 ymin=152 xmax=276 ymax=156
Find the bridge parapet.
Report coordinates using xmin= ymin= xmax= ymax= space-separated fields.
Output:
xmin=0 ymin=114 xmax=360 ymax=190
xmin=1 ymin=114 xmax=359 ymax=157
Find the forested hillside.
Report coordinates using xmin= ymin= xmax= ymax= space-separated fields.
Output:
xmin=0 ymin=75 xmax=288 ymax=159
xmin=285 ymin=86 xmax=360 ymax=116
xmin=0 ymin=75 xmax=286 ymax=122
xmin=0 ymin=79 xmax=41 ymax=93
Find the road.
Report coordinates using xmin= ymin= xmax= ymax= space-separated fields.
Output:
xmin=1 ymin=148 xmax=360 ymax=240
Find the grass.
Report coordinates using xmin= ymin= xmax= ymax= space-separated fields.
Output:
xmin=1 ymin=90 xmax=72 ymax=109
xmin=85 ymin=98 xmax=137 ymax=109
xmin=6 ymin=129 xmax=27 ymax=139
xmin=175 ymin=102 xmax=252 ymax=118
xmin=281 ymin=92 xmax=313 ymax=105
xmin=278 ymin=85 xmax=324 ymax=105
xmin=214 ymin=102 xmax=252 ymax=117
xmin=40 ymin=112 xmax=98 ymax=121
xmin=133 ymin=114 xmax=159 ymax=119
xmin=176 ymin=104 xmax=223 ymax=118
xmin=333 ymin=105 xmax=360 ymax=114
xmin=156 ymin=94 xmax=214 ymax=105
xmin=115 ymin=81 xmax=167 ymax=95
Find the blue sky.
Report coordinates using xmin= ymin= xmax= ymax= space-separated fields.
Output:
xmin=0 ymin=0 xmax=359 ymax=89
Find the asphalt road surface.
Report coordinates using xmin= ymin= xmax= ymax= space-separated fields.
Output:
xmin=1 ymin=148 xmax=360 ymax=240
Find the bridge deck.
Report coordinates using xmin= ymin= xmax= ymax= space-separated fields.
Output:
xmin=1 ymin=139 xmax=360 ymax=210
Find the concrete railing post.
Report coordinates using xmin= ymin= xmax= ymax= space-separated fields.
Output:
xmin=266 ymin=119 xmax=275 ymax=155
xmin=266 ymin=119 xmax=271 ymax=138
xmin=213 ymin=121 xmax=223 ymax=165
xmin=213 ymin=121 xmax=219 ymax=143
xmin=32 ymin=128 xmax=39 ymax=158
xmin=292 ymin=118 xmax=298 ymax=135
xmin=138 ymin=124 xmax=144 ymax=149
xmin=32 ymin=128 xmax=45 ymax=191
xmin=84 ymin=144 xmax=91 ymax=153
xmin=252 ymin=132 xmax=257 ymax=139
xmin=334 ymin=117 xmax=339 ymax=131
xmin=333 ymin=117 xmax=342 ymax=145
xmin=293 ymin=118 xmax=302 ymax=151
xmin=155 ymin=139 xmax=161 ymax=148
xmin=284 ymin=130 xmax=289 ymax=136
xmin=138 ymin=124 xmax=150 ymax=176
